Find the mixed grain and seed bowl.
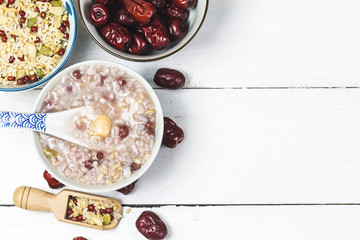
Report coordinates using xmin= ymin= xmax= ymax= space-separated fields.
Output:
xmin=0 ymin=0 xmax=76 ymax=91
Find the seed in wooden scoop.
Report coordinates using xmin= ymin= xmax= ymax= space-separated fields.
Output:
xmin=103 ymin=213 xmax=111 ymax=225
xmin=85 ymin=211 xmax=103 ymax=226
xmin=89 ymin=115 xmax=111 ymax=138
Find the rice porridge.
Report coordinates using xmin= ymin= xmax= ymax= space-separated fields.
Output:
xmin=39 ymin=64 xmax=156 ymax=185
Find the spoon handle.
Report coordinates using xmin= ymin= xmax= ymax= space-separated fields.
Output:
xmin=13 ymin=186 xmax=55 ymax=212
xmin=0 ymin=111 xmax=47 ymax=132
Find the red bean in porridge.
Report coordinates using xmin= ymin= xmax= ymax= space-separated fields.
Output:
xmin=39 ymin=64 xmax=156 ymax=185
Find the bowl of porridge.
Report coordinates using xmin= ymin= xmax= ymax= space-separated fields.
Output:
xmin=32 ymin=60 xmax=163 ymax=192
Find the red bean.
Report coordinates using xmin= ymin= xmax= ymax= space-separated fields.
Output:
xmin=84 ymin=160 xmax=94 ymax=170
xmin=8 ymin=0 xmax=14 ymax=4
xmin=35 ymin=37 xmax=41 ymax=43
xmin=24 ymin=75 xmax=30 ymax=82
xmin=20 ymin=17 xmax=26 ymax=24
xmin=19 ymin=10 xmax=25 ymax=16
xmin=67 ymin=208 xmax=73 ymax=215
xmin=87 ymin=204 xmax=95 ymax=212
xmin=2 ymin=36 xmax=7 ymax=42
xmin=57 ymin=48 xmax=65 ymax=56
xmin=145 ymin=121 xmax=153 ymax=129
xmin=118 ymin=79 xmax=126 ymax=86
xmin=34 ymin=7 xmax=39 ymax=12
xmin=72 ymin=70 xmax=81 ymax=79
xmin=62 ymin=21 xmax=69 ymax=27
xmin=7 ymin=76 xmax=15 ymax=81
xmin=59 ymin=25 xmax=66 ymax=33
xmin=64 ymin=33 xmax=69 ymax=39
xmin=106 ymin=208 xmax=113 ymax=214
xmin=130 ymin=162 xmax=141 ymax=172
xmin=9 ymin=56 xmax=15 ymax=63
xmin=66 ymin=85 xmax=73 ymax=93
xmin=118 ymin=125 xmax=129 ymax=139
xmin=30 ymin=75 xmax=37 ymax=81
xmin=73 ymin=237 xmax=87 ymax=240
xmin=0 ymin=30 xmax=5 ymax=36
xmin=96 ymin=151 xmax=104 ymax=160
xmin=40 ymin=12 xmax=46 ymax=18
xmin=17 ymin=78 xmax=25 ymax=85
xmin=31 ymin=26 xmax=38 ymax=32
xmin=77 ymin=215 xmax=83 ymax=221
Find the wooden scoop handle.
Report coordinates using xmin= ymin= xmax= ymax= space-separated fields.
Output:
xmin=13 ymin=186 xmax=55 ymax=212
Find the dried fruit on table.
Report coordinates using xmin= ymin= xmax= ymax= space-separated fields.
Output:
xmin=43 ymin=170 xmax=64 ymax=189
xmin=163 ymin=117 xmax=184 ymax=148
xmin=136 ymin=211 xmax=168 ymax=240
xmin=116 ymin=180 xmax=138 ymax=195
xmin=154 ymin=68 xmax=185 ymax=89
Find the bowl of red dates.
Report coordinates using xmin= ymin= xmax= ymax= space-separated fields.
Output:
xmin=78 ymin=0 xmax=209 ymax=61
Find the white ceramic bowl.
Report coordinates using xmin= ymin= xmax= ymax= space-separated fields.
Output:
xmin=0 ymin=0 xmax=78 ymax=92
xmin=78 ymin=0 xmax=209 ymax=61
xmin=33 ymin=60 xmax=164 ymax=193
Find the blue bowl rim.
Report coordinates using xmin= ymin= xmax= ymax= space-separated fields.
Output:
xmin=0 ymin=0 xmax=78 ymax=92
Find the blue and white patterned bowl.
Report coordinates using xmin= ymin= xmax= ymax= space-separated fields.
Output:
xmin=0 ymin=0 xmax=77 ymax=92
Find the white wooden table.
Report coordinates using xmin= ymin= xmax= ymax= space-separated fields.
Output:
xmin=2 ymin=0 xmax=360 ymax=239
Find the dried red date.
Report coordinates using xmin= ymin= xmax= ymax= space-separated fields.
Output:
xmin=150 ymin=0 xmax=166 ymax=7
xmin=172 ymin=0 xmax=197 ymax=9
xmin=123 ymin=0 xmax=157 ymax=24
xmin=89 ymin=4 xmax=110 ymax=27
xmin=128 ymin=33 xmax=150 ymax=55
xmin=164 ymin=3 xmax=189 ymax=21
xmin=140 ymin=15 xmax=170 ymax=50
xmin=136 ymin=211 xmax=168 ymax=240
xmin=73 ymin=237 xmax=87 ymax=240
xmin=95 ymin=0 xmax=113 ymax=4
xmin=43 ymin=170 xmax=64 ymax=189
xmin=163 ymin=117 xmax=184 ymax=148
xmin=154 ymin=68 xmax=185 ymax=89
xmin=102 ymin=22 xmax=133 ymax=51
xmin=116 ymin=180 xmax=138 ymax=194
xmin=115 ymin=8 xmax=136 ymax=26
xmin=167 ymin=18 xmax=188 ymax=41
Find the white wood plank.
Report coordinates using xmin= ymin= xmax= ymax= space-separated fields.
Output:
xmin=1 ymin=89 xmax=360 ymax=204
xmin=1 ymin=205 xmax=360 ymax=239
xmin=64 ymin=0 xmax=360 ymax=88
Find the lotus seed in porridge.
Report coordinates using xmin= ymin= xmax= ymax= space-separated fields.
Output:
xmin=39 ymin=64 xmax=156 ymax=185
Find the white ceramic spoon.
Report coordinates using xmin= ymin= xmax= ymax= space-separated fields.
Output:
xmin=0 ymin=107 xmax=92 ymax=148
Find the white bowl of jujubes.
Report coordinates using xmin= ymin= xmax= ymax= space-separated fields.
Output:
xmin=78 ymin=0 xmax=209 ymax=61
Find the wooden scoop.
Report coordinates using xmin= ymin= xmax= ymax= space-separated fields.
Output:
xmin=13 ymin=186 xmax=122 ymax=230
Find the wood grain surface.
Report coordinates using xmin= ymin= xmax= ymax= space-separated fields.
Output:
xmin=2 ymin=0 xmax=360 ymax=239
